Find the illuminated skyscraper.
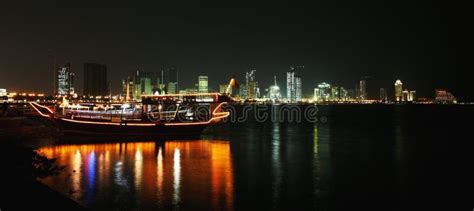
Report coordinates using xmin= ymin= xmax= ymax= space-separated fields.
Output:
xmin=287 ymin=66 xmax=304 ymax=102
xmin=331 ymin=86 xmax=339 ymax=101
xmin=286 ymin=71 xmax=295 ymax=101
xmin=359 ymin=80 xmax=367 ymax=100
xmin=316 ymin=82 xmax=331 ymax=101
xmin=394 ymin=79 xmax=403 ymax=101
xmin=140 ymin=78 xmax=152 ymax=95
xmin=402 ymin=90 xmax=409 ymax=101
xmin=57 ymin=63 xmax=75 ymax=96
xmin=409 ymin=90 xmax=416 ymax=102
xmin=313 ymin=88 xmax=319 ymax=101
xmin=198 ymin=76 xmax=208 ymax=93
xmin=239 ymin=84 xmax=248 ymax=99
xmin=268 ymin=76 xmax=281 ymax=102
xmin=245 ymin=69 xmax=258 ymax=100
xmin=167 ymin=82 xmax=177 ymax=94
xmin=380 ymin=88 xmax=388 ymax=102
xmin=295 ymin=75 xmax=302 ymax=102
xmin=163 ymin=67 xmax=178 ymax=94
xmin=340 ymin=87 xmax=348 ymax=101
xmin=161 ymin=68 xmax=168 ymax=86
xmin=134 ymin=70 xmax=161 ymax=98
xmin=122 ymin=77 xmax=134 ymax=101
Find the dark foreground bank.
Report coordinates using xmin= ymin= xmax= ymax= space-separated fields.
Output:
xmin=0 ymin=141 xmax=84 ymax=210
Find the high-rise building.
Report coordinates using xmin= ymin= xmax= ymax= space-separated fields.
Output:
xmin=313 ymin=88 xmax=319 ymax=101
xmin=198 ymin=76 xmax=208 ymax=93
xmin=409 ymin=90 xmax=416 ymax=102
xmin=122 ymin=77 xmax=134 ymax=101
xmin=239 ymin=84 xmax=248 ymax=99
xmin=140 ymin=78 xmax=153 ymax=95
xmin=134 ymin=70 xmax=161 ymax=98
xmin=316 ymin=82 xmax=331 ymax=101
xmin=161 ymin=68 xmax=168 ymax=85
xmin=286 ymin=66 xmax=304 ymax=102
xmin=167 ymin=82 xmax=178 ymax=94
xmin=359 ymin=80 xmax=367 ymax=100
xmin=394 ymin=79 xmax=403 ymax=101
xmin=162 ymin=67 xmax=178 ymax=94
xmin=295 ymin=75 xmax=302 ymax=102
xmin=83 ymin=63 xmax=107 ymax=96
xmin=402 ymin=90 xmax=409 ymax=101
xmin=435 ymin=89 xmax=457 ymax=103
xmin=245 ymin=69 xmax=258 ymax=100
xmin=286 ymin=71 xmax=295 ymax=101
xmin=355 ymin=83 xmax=360 ymax=100
xmin=57 ymin=63 xmax=75 ymax=96
xmin=380 ymin=88 xmax=388 ymax=102
xmin=268 ymin=76 xmax=281 ymax=102
xmin=340 ymin=87 xmax=348 ymax=101
xmin=331 ymin=86 xmax=339 ymax=101
xmin=167 ymin=82 xmax=177 ymax=94
xmin=168 ymin=67 xmax=178 ymax=83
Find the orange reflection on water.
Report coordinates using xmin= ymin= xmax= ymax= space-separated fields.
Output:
xmin=38 ymin=140 xmax=234 ymax=209
xmin=210 ymin=142 xmax=234 ymax=210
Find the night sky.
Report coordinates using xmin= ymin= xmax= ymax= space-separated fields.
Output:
xmin=0 ymin=1 xmax=461 ymax=100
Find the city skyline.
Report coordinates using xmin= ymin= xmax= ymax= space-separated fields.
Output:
xmin=0 ymin=2 xmax=461 ymax=100
xmin=0 ymin=63 xmax=459 ymax=101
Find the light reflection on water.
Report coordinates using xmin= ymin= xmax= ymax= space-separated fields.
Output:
xmin=31 ymin=105 xmax=465 ymax=210
xmin=156 ymin=147 xmax=164 ymax=207
xmin=71 ymin=149 xmax=82 ymax=199
xmin=39 ymin=140 xmax=234 ymax=210
xmin=173 ymin=148 xmax=181 ymax=207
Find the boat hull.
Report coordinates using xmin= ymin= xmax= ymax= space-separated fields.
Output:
xmin=55 ymin=118 xmax=208 ymax=138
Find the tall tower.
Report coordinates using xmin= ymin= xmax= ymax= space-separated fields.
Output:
xmin=167 ymin=67 xmax=178 ymax=94
xmin=409 ymin=90 xmax=416 ymax=102
xmin=122 ymin=77 xmax=134 ymax=102
xmin=380 ymin=88 xmax=387 ymax=102
xmin=359 ymin=80 xmax=367 ymax=100
xmin=268 ymin=76 xmax=281 ymax=102
xmin=245 ymin=69 xmax=257 ymax=100
xmin=286 ymin=71 xmax=294 ymax=101
xmin=317 ymin=82 xmax=331 ymax=101
xmin=198 ymin=76 xmax=208 ymax=93
xmin=57 ymin=63 xmax=75 ymax=96
xmin=295 ymin=75 xmax=302 ymax=102
xmin=394 ymin=80 xmax=403 ymax=101
xmin=287 ymin=65 xmax=304 ymax=102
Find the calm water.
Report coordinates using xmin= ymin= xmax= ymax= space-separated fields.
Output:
xmin=37 ymin=105 xmax=472 ymax=210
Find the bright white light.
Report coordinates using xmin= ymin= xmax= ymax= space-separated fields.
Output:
xmin=173 ymin=148 xmax=181 ymax=205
